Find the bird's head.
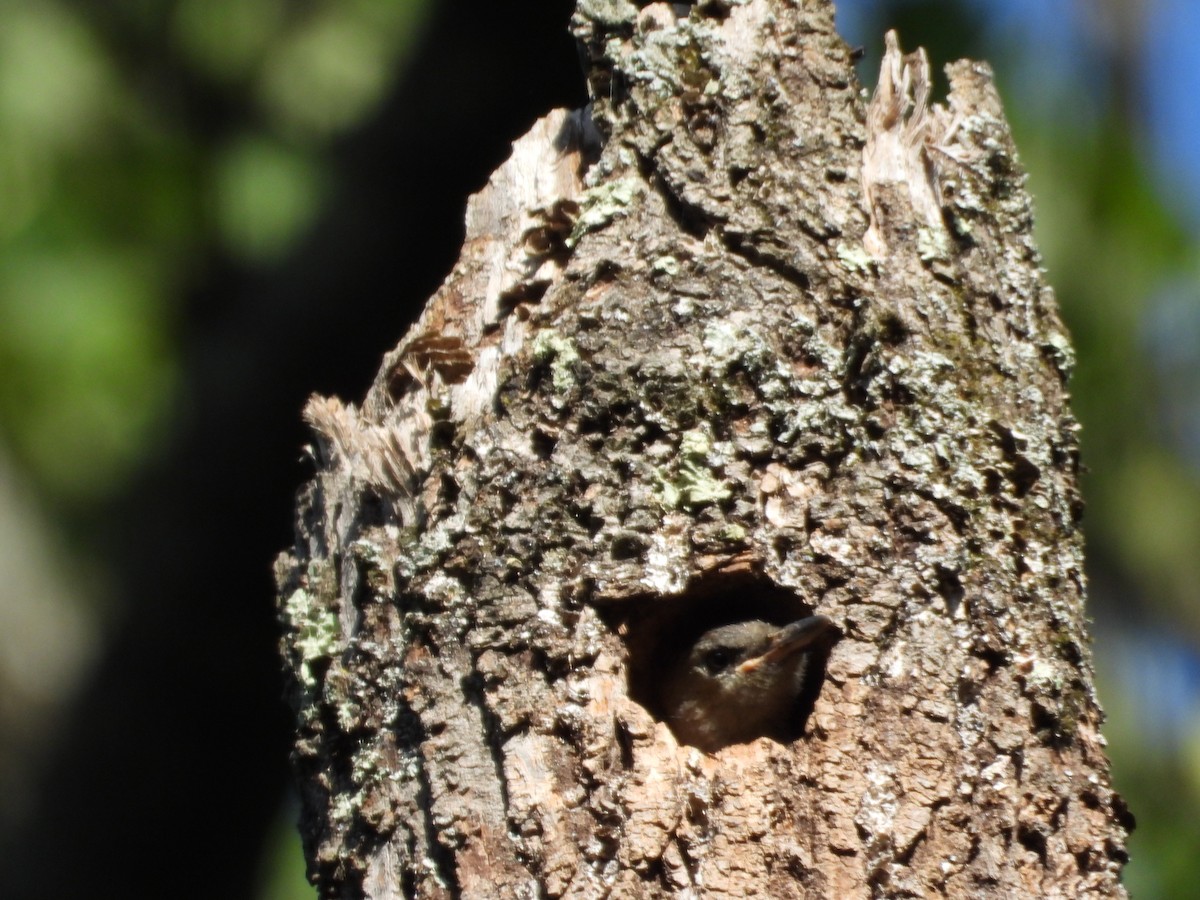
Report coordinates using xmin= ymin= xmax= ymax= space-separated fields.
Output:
xmin=660 ymin=614 xmax=837 ymax=751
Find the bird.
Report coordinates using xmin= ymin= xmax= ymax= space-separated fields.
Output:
xmin=659 ymin=615 xmax=838 ymax=752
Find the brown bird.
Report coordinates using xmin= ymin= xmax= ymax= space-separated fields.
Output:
xmin=660 ymin=615 xmax=837 ymax=752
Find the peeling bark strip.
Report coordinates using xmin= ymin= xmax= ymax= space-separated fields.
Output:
xmin=275 ymin=1 xmax=1132 ymax=897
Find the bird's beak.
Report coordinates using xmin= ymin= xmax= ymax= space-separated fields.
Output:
xmin=736 ymin=615 xmax=836 ymax=674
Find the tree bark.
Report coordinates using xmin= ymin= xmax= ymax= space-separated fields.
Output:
xmin=275 ymin=1 xmax=1133 ymax=897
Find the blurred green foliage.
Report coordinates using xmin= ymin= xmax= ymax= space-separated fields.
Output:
xmin=256 ymin=801 xmax=318 ymax=900
xmin=0 ymin=3 xmax=174 ymax=502
xmin=0 ymin=0 xmax=428 ymax=509
xmin=0 ymin=2 xmax=429 ymax=896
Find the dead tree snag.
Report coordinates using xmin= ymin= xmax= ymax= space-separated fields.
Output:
xmin=276 ymin=2 xmax=1133 ymax=896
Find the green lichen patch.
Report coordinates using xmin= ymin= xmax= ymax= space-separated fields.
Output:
xmin=659 ymin=429 xmax=732 ymax=509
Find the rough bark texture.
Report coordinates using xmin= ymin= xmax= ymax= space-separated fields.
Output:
xmin=275 ymin=1 xmax=1133 ymax=897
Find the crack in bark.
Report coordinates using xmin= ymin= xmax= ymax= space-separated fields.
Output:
xmin=409 ymin=707 xmax=462 ymax=898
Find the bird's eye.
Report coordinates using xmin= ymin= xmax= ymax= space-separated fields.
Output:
xmin=701 ymin=647 xmax=735 ymax=675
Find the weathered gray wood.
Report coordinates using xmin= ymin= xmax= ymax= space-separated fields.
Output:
xmin=276 ymin=2 xmax=1132 ymax=896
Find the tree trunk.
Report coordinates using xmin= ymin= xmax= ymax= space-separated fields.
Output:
xmin=274 ymin=1 xmax=1133 ymax=897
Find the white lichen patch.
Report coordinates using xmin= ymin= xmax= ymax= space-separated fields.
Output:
xmin=836 ymin=242 xmax=876 ymax=275
xmin=568 ymin=178 xmax=641 ymax=246
xmin=282 ymin=587 xmax=341 ymax=689
xmin=651 ymin=254 xmax=680 ymax=276
xmin=531 ymin=329 xmax=581 ymax=393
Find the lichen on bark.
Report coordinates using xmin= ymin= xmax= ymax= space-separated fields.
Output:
xmin=275 ymin=2 xmax=1132 ymax=897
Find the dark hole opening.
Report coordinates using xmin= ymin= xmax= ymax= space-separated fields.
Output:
xmin=605 ymin=572 xmax=839 ymax=751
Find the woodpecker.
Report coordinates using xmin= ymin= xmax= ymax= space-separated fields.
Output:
xmin=659 ymin=615 xmax=837 ymax=752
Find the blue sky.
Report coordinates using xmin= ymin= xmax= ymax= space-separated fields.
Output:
xmin=1144 ymin=0 xmax=1200 ymax=229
